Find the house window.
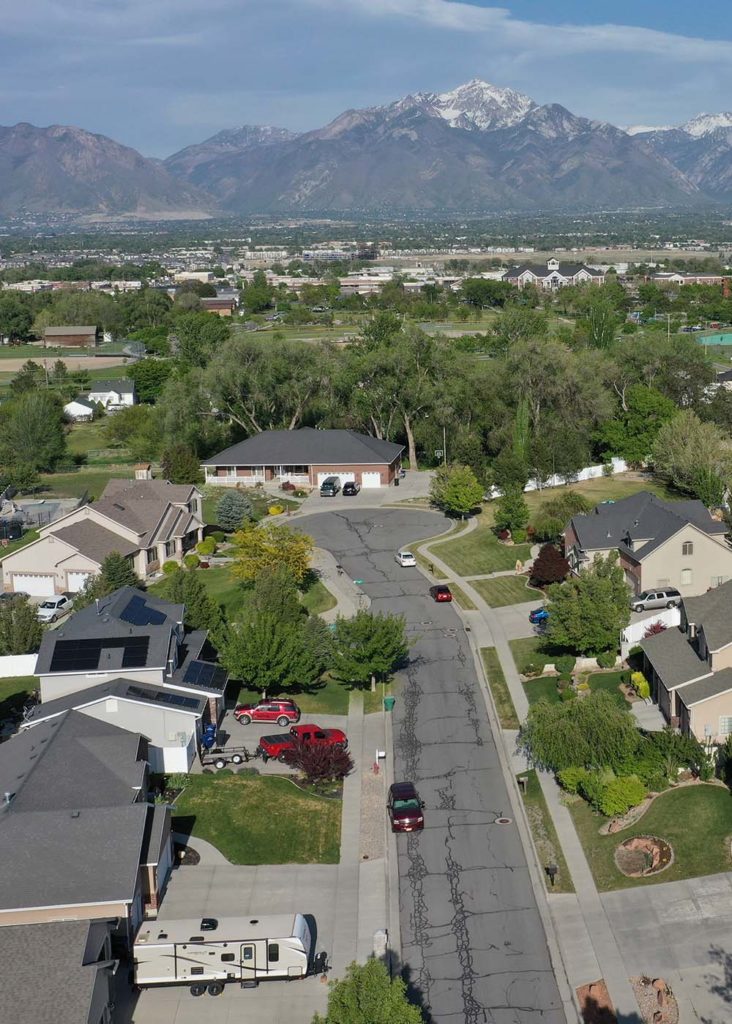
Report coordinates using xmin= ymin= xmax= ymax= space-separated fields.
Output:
xmin=145 ymin=547 xmax=156 ymax=565
xmin=682 ymin=541 xmax=693 ymax=556
xmin=712 ymin=576 xmax=726 ymax=588
xmin=680 ymin=568 xmax=693 ymax=587
xmin=720 ymin=717 xmax=732 ymax=736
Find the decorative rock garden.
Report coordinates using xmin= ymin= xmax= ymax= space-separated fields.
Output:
xmin=614 ymin=835 xmax=674 ymax=877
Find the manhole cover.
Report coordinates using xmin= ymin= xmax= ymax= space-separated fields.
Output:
xmin=495 ymin=817 xmax=512 ymax=825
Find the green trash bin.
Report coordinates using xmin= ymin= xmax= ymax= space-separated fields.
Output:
xmin=384 ymin=696 xmax=396 ymax=712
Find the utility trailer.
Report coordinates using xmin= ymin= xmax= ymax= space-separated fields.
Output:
xmin=198 ymin=745 xmax=255 ymax=769
xmin=133 ymin=914 xmax=312 ymax=997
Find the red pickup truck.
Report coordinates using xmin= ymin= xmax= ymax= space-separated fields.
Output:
xmin=257 ymin=723 xmax=348 ymax=763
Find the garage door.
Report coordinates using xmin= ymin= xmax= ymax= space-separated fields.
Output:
xmin=12 ymin=573 xmax=55 ymax=596
xmin=361 ymin=472 xmax=383 ymax=488
xmin=317 ymin=472 xmax=355 ymax=486
xmin=67 ymin=571 xmax=92 ymax=593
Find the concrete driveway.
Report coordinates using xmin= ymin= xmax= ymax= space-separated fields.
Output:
xmin=122 ymin=863 xmax=336 ymax=1024
xmin=301 ymin=510 xmax=567 ymax=1024
xmin=492 ymin=598 xmax=544 ymax=640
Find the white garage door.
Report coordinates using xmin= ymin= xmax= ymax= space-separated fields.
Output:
xmin=12 ymin=573 xmax=55 ymax=596
xmin=361 ymin=472 xmax=383 ymax=488
xmin=317 ymin=471 xmax=356 ymax=486
xmin=67 ymin=571 xmax=92 ymax=593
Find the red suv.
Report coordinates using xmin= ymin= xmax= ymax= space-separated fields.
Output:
xmin=429 ymin=584 xmax=453 ymax=603
xmin=388 ymin=782 xmax=425 ymax=833
xmin=233 ymin=699 xmax=301 ymax=727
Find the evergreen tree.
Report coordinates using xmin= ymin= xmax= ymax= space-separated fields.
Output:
xmin=494 ymin=488 xmax=529 ymax=533
xmin=216 ymin=490 xmax=254 ymax=532
xmin=74 ymin=552 xmax=140 ymax=610
xmin=0 ymin=597 xmax=43 ymax=655
xmin=161 ymin=443 xmax=202 ymax=485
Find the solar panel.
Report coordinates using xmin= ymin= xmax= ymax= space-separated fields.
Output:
xmin=48 ymin=636 xmax=151 ymax=674
xmin=126 ymin=685 xmax=200 ymax=710
xmin=119 ymin=594 xmax=167 ymax=627
xmin=182 ymin=660 xmax=227 ymax=691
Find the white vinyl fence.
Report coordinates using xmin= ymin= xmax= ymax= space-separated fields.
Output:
xmin=0 ymin=654 xmax=37 ymax=678
xmin=620 ymin=608 xmax=680 ymax=660
xmin=485 ymin=457 xmax=629 ymax=500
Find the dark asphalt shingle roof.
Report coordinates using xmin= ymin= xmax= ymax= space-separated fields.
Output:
xmin=0 ymin=802 xmax=148 ymax=910
xmin=88 ymin=379 xmax=135 ymax=395
xmin=52 ymin=520 xmax=138 ymax=563
xmin=43 ymin=325 xmax=97 ymax=336
xmin=0 ymin=920 xmax=112 ymax=1024
xmin=202 ymin=427 xmax=404 ymax=467
xmin=682 ymin=581 xmax=732 ymax=651
xmin=23 ymin=679 xmax=207 ymax=725
xmin=0 ymin=710 xmax=145 ymax=813
xmin=503 ymin=262 xmax=602 ymax=280
xmin=676 ymin=667 xmax=732 ymax=707
xmin=568 ymin=491 xmax=725 ymax=561
xmin=640 ymin=626 xmax=710 ymax=689
xmin=65 ymin=396 xmax=96 ymax=411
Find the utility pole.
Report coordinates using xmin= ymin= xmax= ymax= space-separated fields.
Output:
xmin=443 ymin=424 xmax=447 ymax=466
xmin=667 ymin=312 xmax=671 ymax=342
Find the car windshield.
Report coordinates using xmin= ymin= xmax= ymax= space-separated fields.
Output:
xmin=39 ymin=601 xmax=56 ymax=609
xmin=393 ymin=798 xmax=421 ymax=811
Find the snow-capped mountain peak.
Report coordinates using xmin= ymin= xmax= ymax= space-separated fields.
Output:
xmin=624 ymin=124 xmax=673 ymax=136
xmin=680 ymin=112 xmax=732 ymax=137
xmin=430 ymin=79 xmax=537 ymax=130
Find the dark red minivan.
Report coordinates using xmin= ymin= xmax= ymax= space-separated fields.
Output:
xmin=388 ymin=782 xmax=425 ymax=833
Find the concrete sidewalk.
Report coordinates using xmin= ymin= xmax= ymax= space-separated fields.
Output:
xmin=311 ymin=545 xmax=370 ymax=622
xmin=419 ymin=537 xmax=643 ymax=1023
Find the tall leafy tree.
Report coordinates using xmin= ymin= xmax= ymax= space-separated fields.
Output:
xmin=0 ymin=597 xmax=43 ymax=655
xmin=174 ymin=312 xmax=230 ymax=368
xmin=74 ymin=553 xmax=140 ymax=610
xmin=312 ymin=958 xmax=424 ymax=1024
xmin=0 ymin=390 xmax=67 ymax=471
xmin=221 ymin=611 xmax=328 ymax=693
xmin=159 ymin=568 xmax=225 ymax=639
xmin=0 ymin=293 xmax=33 ymax=342
xmin=331 ymin=610 xmax=409 ymax=690
xmin=595 ymin=384 xmax=676 ymax=464
xmin=161 ymin=443 xmax=202 ymax=485
xmin=231 ymin=523 xmax=313 ymax=585
xmin=127 ymin=358 xmax=173 ymax=402
xmin=429 ymin=464 xmax=484 ymax=517
xmin=652 ymin=409 xmax=732 ymax=500
xmin=216 ymin=490 xmax=254 ymax=532
xmin=546 ymin=552 xmax=629 ymax=655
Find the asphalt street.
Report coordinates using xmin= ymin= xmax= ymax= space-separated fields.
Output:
xmin=302 ymin=509 xmax=566 ymax=1024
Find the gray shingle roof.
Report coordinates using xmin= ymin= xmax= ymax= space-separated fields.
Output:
xmin=568 ymin=491 xmax=726 ymax=561
xmin=640 ymin=626 xmax=710 ymax=689
xmin=0 ymin=710 xmax=146 ymax=813
xmin=88 ymin=378 xmax=135 ymax=395
xmin=0 ymin=920 xmax=113 ymax=1024
xmin=65 ymin=396 xmax=96 ymax=411
xmin=503 ymin=263 xmax=602 ymax=280
xmin=43 ymin=325 xmax=97 ymax=336
xmin=52 ymin=520 xmax=138 ymax=563
xmin=682 ymin=581 xmax=732 ymax=651
xmin=0 ymin=802 xmax=148 ymax=910
xmin=676 ymin=667 xmax=732 ymax=707
xmin=202 ymin=427 xmax=404 ymax=467
xmin=23 ymin=679 xmax=207 ymax=726
xmin=91 ymin=478 xmax=200 ymax=544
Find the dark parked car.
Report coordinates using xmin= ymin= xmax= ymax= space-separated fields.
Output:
xmin=529 ymin=607 xmax=549 ymax=624
xmin=319 ymin=476 xmax=341 ymax=497
xmin=388 ymin=781 xmax=425 ymax=833
xmin=429 ymin=584 xmax=453 ymax=603
xmin=342 ymin=481 xmax=361 ymax=496
xmin=233 ymin=699 xmax=301 ymax=726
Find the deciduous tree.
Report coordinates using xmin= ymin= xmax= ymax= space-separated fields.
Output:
xmin=545 ymin=552 xmax=629 ymax=655
xmin=429 ymin=464 xmax=484 ymax=517
xmin=161 ymin=443 xmax=202 ymax=485
xmin=529 ymin=544 xmax=570 ymax=587
xmin=312 ymin=958 xmax=424 ymax=1024
xmin=231 ymin=523 xmax=313 ymax=585
xmin=0 ymin=597 xmax=43 ymax=655
xmin=331 ymin=610 xmax=409 ymax=690
xmin=652 ymin=409 xmax=732 ymax=501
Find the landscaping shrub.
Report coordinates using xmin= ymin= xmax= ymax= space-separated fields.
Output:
xmin=596 ymin=650 xmax=617 ymax=669
xmin=578 ymin=769 xmax=611 ymax=809
xmin=628 ymin=644 xmax=643 ymax=657
xmin=284 ymin=739 xmax=354 ymax=784
xmin=268 ymin=504 xmax=285 ymax=516
xmin=530 ymin=543 xmax=570 ymax=587
xmin=210 ymin=530 xmax=226 ymax=544
xmin=523 ymin=661 xmax=539 ymax=676
xmin=597 ymin=775 xmax=646 ymax=817
xmin=183 ymin=553 xmax=200 ymax=569
xmin=718 ymin=736 xmax=732 ymax=784
xmin=196 ymin=537 xmax=217 ymax=556
xmin=162 ymin=560 xmax=179 ymax=574
xmin=293 ymin=489 xmax=308 ymax=498
xmin=557 ymin=766 xmax=589 ymax=794
xmin=630 ymin=671 xmax=650 ymax=699
xmin=557 ymin=673 xmax=573 ymax=686
xmin=555 ymin=654 xmax=576 ymax=674
xmin=512 ymin=528 xmax=528 ymax=543
xmin=577 ymin=681 xmax=590 ymax=692
xmin=559 ymin=687 xmax=576 ymax=701
xmin=281 ymin=481 xmax=297 ymax=492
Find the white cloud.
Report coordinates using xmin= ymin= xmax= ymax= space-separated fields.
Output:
xmin=307 ymin=0 xmax=732 ymax=62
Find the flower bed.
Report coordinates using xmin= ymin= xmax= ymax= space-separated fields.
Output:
xmin=614 ymin=835 xmax=674 ymax=877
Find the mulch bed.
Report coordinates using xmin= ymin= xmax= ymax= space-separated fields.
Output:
xmin=631 ymin=976 xmax=679 ymax=1024
xmin=174 ymin=843 xmax=201 ymax=866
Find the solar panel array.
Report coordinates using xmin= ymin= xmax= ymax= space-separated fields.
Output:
xmin=49 ymin=636 xmax=151 ymax=674
xmin=119 ymin=594 xmax=167 ymax=627
xmin=182 ymin=660 xmax=227 ymax=691
xmin=126 ymin=685 xmax=200 ymax=710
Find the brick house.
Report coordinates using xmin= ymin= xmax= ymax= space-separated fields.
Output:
xmin=202 ymin=427 xmax=404 ymax=489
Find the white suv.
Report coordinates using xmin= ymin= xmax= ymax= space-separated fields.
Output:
xmin=395 ymin=550 xmax=417 ymax=567
xmin=37 ymin=594 xmax=73 ymax=623
xmin=631 ymin=588 xmax=681 ymax=613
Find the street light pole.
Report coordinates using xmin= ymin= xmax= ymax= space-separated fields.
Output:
xmin=443 ymin=424 xmax=447 ymax=465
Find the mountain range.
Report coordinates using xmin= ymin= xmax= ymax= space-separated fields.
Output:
xmin=2 ymin=81 xmax=732 ymax=217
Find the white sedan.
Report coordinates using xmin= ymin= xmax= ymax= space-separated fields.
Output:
xmin=395 ymin=550 xmax=417 ymax=567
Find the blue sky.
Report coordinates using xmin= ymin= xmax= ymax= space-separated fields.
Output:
xmin=1 ymin=1 xmax=731 ymax=156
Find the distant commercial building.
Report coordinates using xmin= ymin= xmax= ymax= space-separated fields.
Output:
xmin=42 ymin=325 xmax=100 ymax=348
xmin=503 ymin=258 xmax=605 ymax=291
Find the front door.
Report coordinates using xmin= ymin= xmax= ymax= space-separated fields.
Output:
xmin=241 ymin=943 xmax=256 ymax=981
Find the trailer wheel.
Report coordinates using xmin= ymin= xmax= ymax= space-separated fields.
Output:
xmin=207 ymin=982 xmax=224 ymax=997
xmin=190 ymin=983 xmax=206 ymax=997
xmin=214 ymin=758 xmax=227 ymax=770
xmin=231 ymin=754 xmax=243 ymax=765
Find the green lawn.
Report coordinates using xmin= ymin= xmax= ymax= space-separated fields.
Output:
xmin=149 ymin=566 xmax=248 ymax=620
xmin=364 ymin=677 xmax=400 ymax=714
xmin=0 ymin=529 xmax=39 ymax=559
xmin=481 ymin=647 xmax=518 ymax=728
xmin=570 ymin=784 xmax=732 ymax=890
xmin=202 ymin=487 xmax=301 ymax=527
xmin=301 ymin=579 xmax=337 ymax=616
xmin=520 ymin=770 xmax=574 ymax=893
xmin=0 ymin=676 xmax=38 ymax=723
xmin=39 ymin=466 xmax=133 ymax=500
xmin=235 ymin=675 xmax=350 ymax=716
xmin=523 ymin=671 xmax=630 ymax=708
xmin=173 ymin=773 xmax=341 ymax=864
xmin=449 ymin=582 xmax=477 ymax=610
xmin=470 ymin=575 xmax=541 ymax=608
xmin=509 ymin=637 xmax=550 ymax=676
xmin=436 ymin=516 xmax=531 ymax=576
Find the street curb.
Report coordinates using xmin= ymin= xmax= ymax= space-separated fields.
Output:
xmin=384 ymin=705 xmax=402 ymax=974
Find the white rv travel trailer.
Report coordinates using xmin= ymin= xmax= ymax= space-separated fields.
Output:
xmin=133 ymin=914 xmax=312 ymax=996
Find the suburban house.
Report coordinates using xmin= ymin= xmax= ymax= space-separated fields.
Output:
xmin=200 ymin=296 xmax=237 ymax=316
xmin=1 ymin=477 xmax=204 ymax=596
xmin=0 ymin=919 xmax=119 ymax=1024
xmin=26 ymin=587 xmax=227 ymax=770
xmin=202 ymin=427 xmax=405 ymax=489
xmin=63 ymin=395 xmax=97 ymax=422
xmin=87 ymin=378 xmax=136 ymax=410
xmin=640 ymin=581 xmax=732 ymax=743
xmin=42 ymin=325 xmax=100 ymax=348
xmin=0 ymin=710 xmax=173 ymax=932
xmin=564 ymin=491 xmax=732 ymax=598
xmin=502 ymin=258 xmax=605 ymax=291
